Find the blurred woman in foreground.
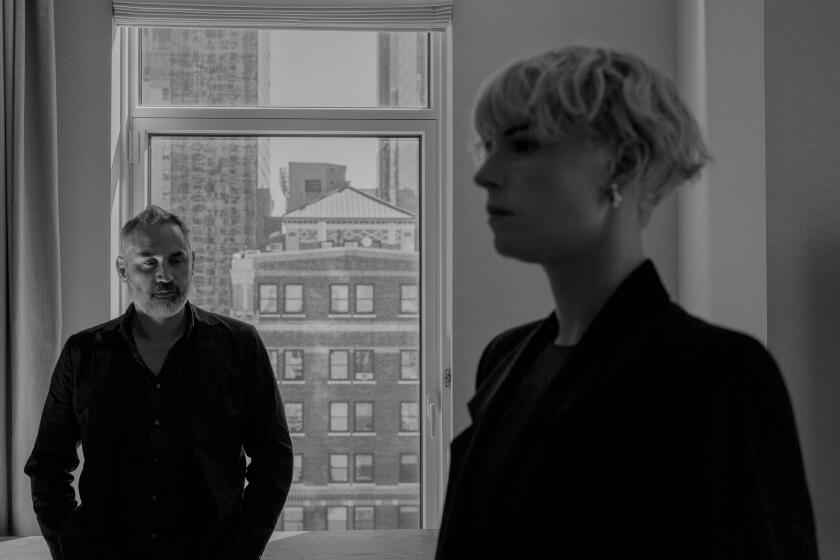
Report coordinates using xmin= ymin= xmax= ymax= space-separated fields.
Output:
xmin=435 ymin=45 xmax=817 ymax=559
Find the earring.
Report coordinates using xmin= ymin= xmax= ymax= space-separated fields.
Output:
xmin=610 ymin=183 xmax=623 ymax=209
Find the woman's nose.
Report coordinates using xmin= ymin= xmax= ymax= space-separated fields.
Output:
xmin=473 ymin=157 xmax=499 ymax=190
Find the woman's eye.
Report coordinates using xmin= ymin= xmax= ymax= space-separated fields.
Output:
xmin=510 ymin=138 xmax=538 ymax=153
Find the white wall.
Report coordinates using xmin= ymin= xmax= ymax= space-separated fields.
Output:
xmin=55 ymin=0 xmax=113 ymax=341
xmin=765 ymin=2 xmax=840 ymax=557
xmin=451 ymin=0 xmax=679 ymax=435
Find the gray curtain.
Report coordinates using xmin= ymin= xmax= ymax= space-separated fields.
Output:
xmin=0 ymin=0 xmax=61 ymax=536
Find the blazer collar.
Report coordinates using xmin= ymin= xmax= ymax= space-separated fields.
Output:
xmin=466 ymin=259 xmax=671 ymax=422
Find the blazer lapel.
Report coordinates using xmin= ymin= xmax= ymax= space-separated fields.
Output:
xmin=465 ymin=313 xmax=557 ymax=423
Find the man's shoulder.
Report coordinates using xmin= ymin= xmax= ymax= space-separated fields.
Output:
xmin=191 ymin=304 xmax=259 ymax=339
xmin=65 ymin=315 xmax=123 ymax=347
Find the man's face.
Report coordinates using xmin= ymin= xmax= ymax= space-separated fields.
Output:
xmin=116 ymin=223 xmax=193 ymax=319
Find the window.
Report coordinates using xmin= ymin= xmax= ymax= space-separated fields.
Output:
xmin=259 ymin=284 xmax=278 ymax=313
xmin=285 ymin=402 xmax=303 ymax=433
xmin=329 ymin=350 xmax=349 ymax=381
xmin=330 ymin=284 xmax=349 ymax=313
xmin=329 ymin=454 xmax=349 ymax=483
xmin=123 ymin=24 xmax=446 ymax=530
xmin=284 ymin=284 xmax=303 ymax=313
xmin=267 ymin=348 xmax=280 ymax=381
xmin=354 ymin=350 xmax=374 ymax=381
xmin=354 ymin=402 xmax=374 ymax=432
xmin=327 ymin=506 xmax=348 ymax=531
xmin=400 ymin=454 xmax=419 ymax=483
xmin=284 ymin=349 xmax=304 ymax=381
xmin=354 ymin=506 xmax=375 ymax=530
xmin=400 ymin=402 xmax=419 ymax=433
xmin=400 ymin=349 xmax=419 ymax=381
xmin=329 ymin=402 xmax=349 ymax=432
xmin=282 ymin=506 xmax=304 ymax=531
xmin=355 ymin=284 xmax=374 ymax=313
xmin=400 ymin=284 xmax=418 ymax=314
xmin=292 ymin=454 xmax=302 ymax=482
xmin=398 ymin=505 xmax=419 ymax=529
xmin=354 ymin=453 xmax=374 ymax=482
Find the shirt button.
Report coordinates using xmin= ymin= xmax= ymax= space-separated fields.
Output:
xmin=155 ymin=383 xmax=161 ymax=389
xmin=151 ymin=495 xmax=157 ymax=502
xmin=151 ymin=533 xmax=157 ymax=540
xmin=154 ymin=419 xmax=160 ymax=426
xmin=152 ymin=457 xmax=159 ymax=463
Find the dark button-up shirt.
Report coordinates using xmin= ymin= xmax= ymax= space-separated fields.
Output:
xmin=25 ymin=302 xmax=294 ymax=560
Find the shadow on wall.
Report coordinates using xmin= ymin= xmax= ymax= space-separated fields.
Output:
xmin=805 ymin=232 xmax=840 ymax=559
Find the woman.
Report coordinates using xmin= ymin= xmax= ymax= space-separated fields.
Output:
xmin=436 ymin=46 xmax=817 ymax=559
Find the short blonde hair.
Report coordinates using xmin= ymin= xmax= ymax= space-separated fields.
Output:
xmin=473 ymin=45 xmax=711 ymax=212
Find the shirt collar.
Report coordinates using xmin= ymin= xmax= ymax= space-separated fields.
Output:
xmin=118 ymin=301 xmax=196 ymax=346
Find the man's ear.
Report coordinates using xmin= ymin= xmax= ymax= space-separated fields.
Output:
xmin=115 ymin=256 xmax=127 ymax=282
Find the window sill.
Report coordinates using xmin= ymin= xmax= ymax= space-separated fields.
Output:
xmin=327 ymin=380 xmax=351 ymax=385
xmin=398 ymin=380 xmax=419 ymax=385
xmin=282 ymin=313 xmax=306 ymax=319
xmin=327 ymin=313 xmax=352 ymax=319
xmin=281 ymin=380 xmax=305 ymax=384
xmin=352 ymin=432 xmax=376 ymax=436
xmin=397 ymin=313 xmax=419 ymax=318
xmin=328 ymin=432 xmax=351 ymax=437
xmin=398 ymin=432 xmax=419 ymax=436
xmin=290 ymin=432 xmax=306 ymax=437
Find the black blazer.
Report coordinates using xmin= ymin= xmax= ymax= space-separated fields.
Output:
xmin=24 ymin=304 xmax=294 ymax=560
xmin=436 ymin=261 xmax=818 ymax=559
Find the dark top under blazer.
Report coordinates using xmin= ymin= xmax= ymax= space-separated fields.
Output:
xmin=24 ymin=303 xmax=294 ymax=560
xmin=436 ymin=260 xmax=818 ymax=559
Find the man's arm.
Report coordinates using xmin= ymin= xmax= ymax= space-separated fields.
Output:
xmin=24 ymin=340 xmax=81 ymax=559
xmin=236 ymin=327 xmax=294 ymax=559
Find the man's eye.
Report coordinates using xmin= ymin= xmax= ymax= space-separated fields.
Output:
xmin=142 ymin=260 xmax=157 ymax=268
xmin=510 ymin=138 xmax=538 ymax=153
xmin=171 ymin=257 xmax=185 ymax=264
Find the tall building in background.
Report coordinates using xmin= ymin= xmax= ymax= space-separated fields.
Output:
xmin=285 ymin=161 xmax=350 ymax=213
xmin=376 ymin=33 xmax=425 ymax=216
xmin=143 ymin=28 xmax=272 ymax=314
xmin=230 ymin=186 xmax=420 ymax=531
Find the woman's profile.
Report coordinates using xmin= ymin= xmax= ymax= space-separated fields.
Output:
xmin=435 ymin=45 xmax=818 ymax=559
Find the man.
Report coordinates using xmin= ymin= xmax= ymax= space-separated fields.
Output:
xmin=25 ymin=205 xmax=294 ymax=560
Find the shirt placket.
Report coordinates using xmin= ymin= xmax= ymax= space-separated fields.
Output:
xmin=150 ymin=374 xmax=163 ymax=546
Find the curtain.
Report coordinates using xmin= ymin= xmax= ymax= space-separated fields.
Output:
xmin=0 ymin=0 xmax=61 ymax=537
xmin=113 ymin=0 xmax=453 ymax=30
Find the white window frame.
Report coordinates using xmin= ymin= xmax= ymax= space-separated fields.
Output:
xmin=115 ymin=26 xmax=452 ymax=528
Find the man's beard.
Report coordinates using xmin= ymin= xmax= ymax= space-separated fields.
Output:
xmin=133 ymin=282 xmax=189 ymax=318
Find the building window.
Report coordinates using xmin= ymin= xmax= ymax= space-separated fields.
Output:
xmin=329 ymin=350 xmax=349 ymax=380
xmin=400 ymin=284 xmax=418 ymax=314
xmin=305 ymin=178 xmax=322 ymax=194
xmin=327 ymin=506 xmax=348 ymax=531
xmin=267 ymin=348 xmax=280 ymax=381
xmin=329 ymin=402 xmax=349 ymax=432
xmin=292 ymin=454 xmax=302 ymax=482
xmin=354 ymin=402 xmax=374 ymax=432
xmin=283 ymin=506 xmax=304 ymax=531
xmin=354 ymin=453 xmax=374 ymax=482
xmin=397 ymin=505 xmax=419 ymax=529
xmin=400 ymin=454 xmax=419 ymax=483
xmin=400 ymin=402 xmax=419 ymax=432
xmin=330 ymin=284 xmax=349 ymax=313
xmin=354 ymin=350 xmax=374 ymax=381
xmin=259 ymin=284 xmax=278 ymax=313
xmin=284 ymin=283 xmax=303 ymax=313
xmin=400 ymin=349 xmax=419 ymax=381
xmin=354 ymin=506 xmax=375 ymax=530
xmin=329 ymin=454 xmax=349 ymax=483
xmin=355 ymin=284 xmax=374 ymax=313
xmin=283 ymin=349 xmax=304 ymax=381
xmin=285 ymin=402 xmax=303 ymax=433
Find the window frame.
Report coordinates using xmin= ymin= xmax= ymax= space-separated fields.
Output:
xmin=117 ymin=26 xmax=452 ymax=529
xmin=329 ymin=349 xmax=350 ymax=381
xmin=355 ymin=283 xmax=374 ymax=314
xmin=353 ymin=349 xmax=375 ymax=381
xmin=283 ymin=349 xmax=304 ymax=381
xmin=329 ymin=401 xmax=350 ymax=433
xmin=354 ymin=453 xmax=374 ymax=482
xmin=329 ymin=453 xmax=350 ymax=483
xmin=284 ymin=283 xmax=304 ymax=314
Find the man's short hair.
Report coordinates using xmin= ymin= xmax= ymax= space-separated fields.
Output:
xmin=119 ymin=205 xmax=190 ymax=253
xmin=472 ymin=45 xmax=711 ymax=214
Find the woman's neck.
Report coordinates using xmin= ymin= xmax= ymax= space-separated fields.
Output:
xmin=543 ymin=245 xmax=644 ymax=346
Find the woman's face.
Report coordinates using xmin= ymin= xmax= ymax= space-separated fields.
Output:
xmin=474 ymin=124 xmax=616 ymax=264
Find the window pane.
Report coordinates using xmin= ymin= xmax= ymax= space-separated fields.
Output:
xmin=149 ymin=133 xmax=421 ymax=530
xmin=267 ymin=349 xmax=279 ymax=381
xmin=285 ymin=402 xmax=303 ymax=433
xmin=283 ymin=507 xmax=304 ymax=531
xmin=400 ymin=402 xmax=419 ymax=432
xmin=397 ymin=505 xmax=419 ymax=529
xmin=354 ymin=402 xmax=374 ymax=432
xmin=354 ymin=506 xmax=375 ymax=530
xmin=285 ymin=284 xmax=303 ymax=313
xmin=331 ymin=285 xmax=349 ymax=313
xmin=354 ymin=454 xmax=374 ymax=482
xmin=327 ymin=506 xmax=348 ymax=531
xmin=330 ymin=402 xmax=349 ymax=432
xmin=292 ymin=454 xmax=302 ymax=482
xmin=355 ymin=284 xmax=374 ymax=313
xmin=140 ymin=28 xmax=429 ymax=108
xmin=329 ymin=454 xmax=349 ymax=482
xmin=400 ymin=454 xmax=419 ymax=483
xmin=354 ymin=350 xmax=374 ymax=381
xmin=400 ymin=284 xmax=419 ymax=313
xmin=259 ymin=284 xmax=278 ymax=313
xmin=329 ymin=350 xmax=349 ymax=380
xmin=284 ymin=349 xmax=304 ymax=380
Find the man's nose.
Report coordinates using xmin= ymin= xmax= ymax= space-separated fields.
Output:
xmin=473 ymin=156 xmax=499 ymax=190
xmin=156 ymin=263 xmax=173 ymax=282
